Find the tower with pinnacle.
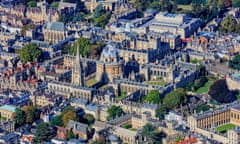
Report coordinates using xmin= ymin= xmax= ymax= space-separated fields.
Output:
xmin=72 ymin=45 xmax=85 ymax=86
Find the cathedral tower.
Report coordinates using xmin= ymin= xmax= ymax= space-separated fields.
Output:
xmin=72 ymin=45 xmax=85 ymax=86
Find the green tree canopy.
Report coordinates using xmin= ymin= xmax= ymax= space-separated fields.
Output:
xmin=233 ymin=0 xmax=240 ymax=8
xmin=162 ymin=88 xmax=187 ymax=109
xmin=94 ymin=12 xmax=111 ymax=28
xmin=20 ymin=43 xmax=42 ymax=63
xmin=67 ymin=130 xmax=76 ymax=140
xmin=23 ymin=106 xmax=39 ymax=124
xmin=70 ymin=38 xmax=90 ymax=57
xmin=50 ymin=115 xmax=63 ymax=127
xmin=209 ymin=79 xmax=236 ymax=103
xmin=229 ymin=54 xmax=240 ymax=70
xmin=142 ymin=123 xmax=155 ymax=142
xmin=144 ymin=90 xmax=161 ymax=104
xmin=220 ymin=16 xmax=237 ymax=33
xmin=155 ymin=104 xmax=167 ymax=120
xmin=82 ymin=113 xmax=95 ymax=124
xmin=33 ymin=123 xmax=55 ymax=143
xmin=27 ymin=1 xmax=37 ymax=7
xmin=15 ymin=108 xmax=26 ymax=127
xmin=107 ymin=105 xmax=124 ymax=120
xmin=62 ymin=110 xmax=78 ymax=127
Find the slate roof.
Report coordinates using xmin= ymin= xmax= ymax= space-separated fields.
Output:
xmin=67 ymin=120 xmax=88 ymax=134
xmin=46 ymin=22 xmax=65 ymax=31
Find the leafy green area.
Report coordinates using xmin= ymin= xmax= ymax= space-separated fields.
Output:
xmin=195 ymin=104 xmax=213 ymax=113
xmin=143 ymin=90 xmax=161 ymax=104
xmin=33 ymin=123 xmax=55 ymax=143
xmin=217 ymin=124 xmax=236 ymax=134
xmin=190 ymin=58 xmax=199 ymax=64
xmin=15 ymin=108 xmax=26 ymax=127
xmin=195 ymin=81 xmax=213 ymax=94
xmin=1 ymin=117 xmax=6 ymax=121
xmin=118 ymin=92 xmax=127 ymax=100
xmin=107 ymin=106 xmax=124 ymax=120
xmin=50 ymin=2 xmax=59 ymax=8
xmin=20 ymin=43 xmax=42 ymax=63
xmin=123 ymin=123 xmax=132 ymax=129
xmin=229 ymin=54 xmax=240 ymax=70
xmin=27 ymin=1 xmax=37 ymax=7
xmin=237 ymin=94 xmax=240 ymax=100
xmin=129 ymin=128 xmax=137 ymax=131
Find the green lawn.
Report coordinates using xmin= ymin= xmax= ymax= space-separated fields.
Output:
xmin=129 ymin=128 xmax=137 ymax=131
xmin=1 ymin=117 xmax=6 ymax=121
xmin=178 ymin=4 xmax=192 ymax=11
xmin=195 ymin=81 xmax=213 ymax=94
xmin=85 ymin=78 xmax=98 ymax=87
xmin=118 ymin=92 xmax=127 ymax=100
xmin=146 ymin=80 xmax=166 ymax=86
xmin=217 ymin=124 xmax=236 ymax=134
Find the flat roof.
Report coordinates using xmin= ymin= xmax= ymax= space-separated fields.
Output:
xmin=0 ymin=105 xmax=16 ymax=113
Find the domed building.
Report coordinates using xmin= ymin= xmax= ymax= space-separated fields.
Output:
xmin=96 ymin=42 xmax=124 ymax=82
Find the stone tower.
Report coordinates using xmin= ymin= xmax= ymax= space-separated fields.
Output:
xmin=72 ymin=45 xmax=85 ymax=86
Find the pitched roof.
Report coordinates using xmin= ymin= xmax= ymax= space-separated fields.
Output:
xmin=67 ymin=120 xmax=88 ymax=134
xmin=0 ymin=105 xmax=16 ymax=113
xmin=46 ymin=22 xmax=65 ymax=31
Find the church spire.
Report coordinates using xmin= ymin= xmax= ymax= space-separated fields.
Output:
xmin=72 ymin=44 xmax=84 ymax=86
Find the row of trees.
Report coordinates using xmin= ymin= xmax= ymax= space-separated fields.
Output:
xmin=229 ymin=54 xmax=240 ymax=70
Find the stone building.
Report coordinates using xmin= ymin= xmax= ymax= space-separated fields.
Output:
xmin=188 ymin=102 xmax=240 ymax=144
xmin=96 ymin=42 xmax=124 ymax=82
xmin=226 ymin=73 xmax=240 ymax=91
xmin=43 ymin=15 xmax=66 ymax=43
xmin=26 ymin=1 xmax=59 ymax=23
xmin=72 ymin=45 xmax=85 ymax=86
xmin=0 ymin=105 xmax=16 ymax=120
xmin=66 ymin=120 xmax=89 ymax=140
xmin=47 ymin=80 xmax=94 ymax=101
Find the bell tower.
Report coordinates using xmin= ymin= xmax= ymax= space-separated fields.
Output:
xmin=72 ymin=45 xmax=85 ymax=86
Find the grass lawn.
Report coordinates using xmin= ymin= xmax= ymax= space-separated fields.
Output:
xmin=178 ymin=4 xmax=192 ymax=11
xmin=1 ymin=117 xmax=6 ymax=121
xmin=195 ymin=81 xmax=213 ymax=94
xmin=217 ymin=124 xmax=236 ymax=134
xmin=129 ymin=128 xmax=137 ymax=131
xmin=85 ymin=78 xmax=98 ymax=87
xmin=118 ymin=92 xmax=127 ymax=100
xmin=146 ymin=80 xmax=166 ymax=86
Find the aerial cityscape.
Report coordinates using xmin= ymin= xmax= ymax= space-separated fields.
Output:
xmin=0 ymin=0 xmax=240 ymax=143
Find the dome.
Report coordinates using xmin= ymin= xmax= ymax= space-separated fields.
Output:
xmin=100 ymin=42 xmax=119 ymax=63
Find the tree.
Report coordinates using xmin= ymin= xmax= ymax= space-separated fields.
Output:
xmin=194 ymin=76 xmax=208 ymax=90
xmin=67 ymin=130 xmax=76 ymax=140
xmin=94 ymin=12 xmax=111 ymax=28
xmin=233 ymin=0 xmax=240 ymax=8
xmin=23 ymin=106 xmax=39 ymax=124
xmin=33 ymin=123 xmax=55 ymax=143
xmin=144 ymin=90 xmax=161 ymax=104
xmin=62 ymin=110 xmax=78 ymax=127
xmin=27 ymin=1 xmax=37 ymax=7
xmin=221 ymin=16 xmax=237 ymax=33
xmin=229 ymin=54 xmax=240 ymax=70
xmin=142 ymin=123 xmax=155 ymax=142
xmin=70 ymin=38 xmax=90 ymax=57
xmin=50 ymin=115 xmax=63 ymax=127
xmin=62 ymin=106 xmax=75 ymax=115
xmin=82 ymin=113 xmax=95 ymax=124
xmin=107 ymin=105 xmax=124 ymax=120
xmin=162 ymin=88 xmax=187 ymax=109
xmin=20 ymin=43 xmax=42 ymax=63
xmin=209 ymin=80 xmax=236 ymax=103
xmin=15 ymin=108 xmax=26 ymax=127
xmin=155 ymin=104 xmax=167 ymax=120
xmin=217 ymin=0 xmax=232 ymax=8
